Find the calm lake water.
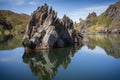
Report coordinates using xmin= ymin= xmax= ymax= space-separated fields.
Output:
xmin=0 ymin=34 xmax=120 ymax=80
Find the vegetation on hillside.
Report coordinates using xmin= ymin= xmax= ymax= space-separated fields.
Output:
xmin=75 ymin=1 xmax=120 ymax=33
xmin=87 ymin=15 xmax=112 ymax=32
xmin=0 ymin=10 xmax=30 ymax=34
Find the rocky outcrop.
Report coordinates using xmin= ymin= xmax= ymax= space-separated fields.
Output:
xmin=98 ymin=26 xmax=120 ymax=33
xmin=97 ymin=1 xmax=120 ymax=33
xmin=79 ymin=12 xmax=97 ymax=34
xmin=22 ymin=3 xmax=82 ymax=50
xmin=79 ymin=1 xmax=120 ymax=34
xmin=87 ymin=12 xmax=97 ymax=19
xmin=103 ymin=1 xmax=120 ymax=23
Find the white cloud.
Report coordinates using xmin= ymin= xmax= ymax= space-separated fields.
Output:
xmin=28 ymin=1 xmax=36 ymax=5
xmin=69 ymin=5 xmax=109 ymax=22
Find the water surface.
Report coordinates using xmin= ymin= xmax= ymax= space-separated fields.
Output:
xmin=0 ymin=34 xmax=120 ymax=80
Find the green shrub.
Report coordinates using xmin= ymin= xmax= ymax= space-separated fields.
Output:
xmin=89 ymin=17 xmax=98 ymax=25
xmin=0 ymin=24 xmax=4 ymax=32
xmin=13 ymin=25 xmax=24 ymax=31
xmin=97 ymin=16 xmax=112 ymax=27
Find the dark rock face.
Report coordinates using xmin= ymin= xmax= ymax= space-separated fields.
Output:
xmin=22 ymin=3 xmax=82 ymax=50
xmin=0 ymin=15 xmax=12 ymax=30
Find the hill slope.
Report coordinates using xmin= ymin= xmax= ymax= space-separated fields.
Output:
xmin=0 ymin=10 xmax=30 ymax=34
xmin=78 ymin=1 xmax=120 ymax=34
xmin=88 ymin=1 xmax=120 ymax=33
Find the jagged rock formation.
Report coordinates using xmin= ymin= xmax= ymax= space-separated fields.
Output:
xmin=87 ymin=12 xmax=97 ymax=19
xmin=79 ymin=12 xmax=97 ymax=34
xmin=22 ymin=3 xmax=82 ymax=50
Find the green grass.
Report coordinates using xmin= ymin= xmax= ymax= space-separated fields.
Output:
xmin=88 ymin=15 xmax=112 ymax=28
xmin=0 ymin=24 xmax=4 ymax=32
xmin=13 ymin=25 xmax=25 ymax=31
xmin=97 ymin=16 xmax=112 ymax=27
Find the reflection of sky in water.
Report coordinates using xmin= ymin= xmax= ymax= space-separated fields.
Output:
xmin=0 ymin=45 xmax=120 ymax=80
xmin=0 ymin=47 xmax=24 ymax=62
xmin=0 ymin=47 xmax=38 ymax=80
xmin=54 ymin=46 xmax=120 ymax=80
xmin=78 ymin=45 xmax=106 ymax=55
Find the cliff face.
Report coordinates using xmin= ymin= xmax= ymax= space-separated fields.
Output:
xmin=22 ymin=3 xmax=82 ymax=50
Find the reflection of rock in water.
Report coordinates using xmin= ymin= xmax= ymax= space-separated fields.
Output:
xmin=0 ymin=34 xmax=22 ymax=50
xmin=104 ymin=34 xmax=120 ymax=58
xmin=22 ymin=46 xmax=82 ymax=80
xmin=87 ymin=34 xmax=120 ymax=58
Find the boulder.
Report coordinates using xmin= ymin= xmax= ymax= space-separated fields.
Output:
xmin=22 ymin=3 xmax=82 ymax=50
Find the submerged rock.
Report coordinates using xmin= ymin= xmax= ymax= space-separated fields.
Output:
xmin=22 ymin=3 xmax=82 ymax=50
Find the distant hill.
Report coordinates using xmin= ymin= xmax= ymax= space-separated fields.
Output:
xmin=0 ymin=10 xmax=30 ymax=34
xmin=77 ymin=1 xmax=120 ymax=34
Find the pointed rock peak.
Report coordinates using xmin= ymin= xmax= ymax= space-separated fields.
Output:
xmin=49 ymin=6 xmax=53 ymax=14
xmin=44 ymin=3 xmax=48 ymax=6
xmin=22 ymin=3 xmax=82 ymax=50
xmin=87 ymin=11 xmax=97 ymax=19
xmin=63 ymin=14 xmax=71 ymax=21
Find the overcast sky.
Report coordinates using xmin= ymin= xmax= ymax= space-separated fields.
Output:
xmin=0 ymin=0 xmax=118 ymax=22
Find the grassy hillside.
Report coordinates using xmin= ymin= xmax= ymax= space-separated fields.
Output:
xmin=0 ymin=10 xmax=30 ymax=34
xmin=87 ymin=15 xmax=112 ymax=32
xmin=87 ymin=1 xmax=120 ymax=33
xmin=76 ymin=1 xmax=120 ymax=33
